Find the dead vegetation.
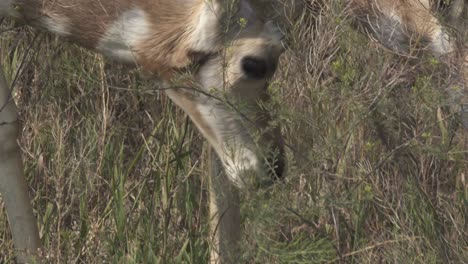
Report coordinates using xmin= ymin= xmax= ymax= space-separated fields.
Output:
xmin=1 ymin=1 xmax=467 ymax=263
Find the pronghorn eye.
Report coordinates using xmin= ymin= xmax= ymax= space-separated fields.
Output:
xmin=241 ymin=56 xmax=267 ymax=79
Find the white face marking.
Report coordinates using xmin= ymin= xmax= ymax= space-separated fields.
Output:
xmin=39 ymin=16 xmax=70 ymax=36
xmin=191 ymin=1 xmax=222 ymax=52
xmin=429 ymin=29 xmax=454 ymax=56
xmin=197 ymin=103 xmax=261 ymax=187
xmin=221 ymin=144 xmax=260 ymax=187
xmin=0 ymin=0 xmax=14 ymax=18
xmin=166 ymin=84 xmax=264 ymax=188
xmin=97 ymin=8 xmax=150 ymax=62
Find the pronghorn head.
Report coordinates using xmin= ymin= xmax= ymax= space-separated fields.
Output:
xmin=176 ymin=0 xmax=286 ymax=187
xmin=4 ymin=0 xmax=286 ymax=188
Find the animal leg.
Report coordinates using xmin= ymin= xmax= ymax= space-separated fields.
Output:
xmin=208 ymin=147 xmax=241 ymax=264
xmin=0 ymin=66 xmax=41 ymax=263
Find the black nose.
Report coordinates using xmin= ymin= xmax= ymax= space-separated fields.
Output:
xmin=241 ymin=56 xmax=268 ymax=79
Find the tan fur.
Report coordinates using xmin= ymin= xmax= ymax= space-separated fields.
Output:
xmin=14 ymin=0 xmax=211 ymax=72
xmin=1 ymin=1 xmax=286 ymax=263
xmin=136 ymin=1 xmax=205 ymax=71
xmin=350 ymin=0 xmax=443 ymax=45
xmin=349 ymin=0 xmax=467 ymax=104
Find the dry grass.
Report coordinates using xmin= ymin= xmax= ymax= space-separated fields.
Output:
xmin=1 ymin=1 xmax=467 ymax=263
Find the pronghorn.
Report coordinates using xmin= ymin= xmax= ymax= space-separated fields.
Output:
xmin=348 ymin=0 xmax=468 ymax=94
xmin=0 ymin=0 xmax=285 ymax=263
xmin=347 ymin=0 xmax=468 ymax=122
xmin=349 ymin=0 xmax=460 ymax=56
xmin=295 ymin=0 xmax=467 ymax=125
xmin=291 ymin=0 xmax=466 ymax=95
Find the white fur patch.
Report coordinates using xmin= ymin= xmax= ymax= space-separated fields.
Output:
xmin=0 ymin=0 xmax=14 ymax=18
xmin=39 ymin=15 xmax=70 ymax=36
xmin=191 ymin=2 xmax=222 ymax=52
xmin=429 ymin=29 xmax=454 ymax=56
xmin=221 ymin=143 xmax=260 ymax=187
xmin=197 ymin=103 xmax=260 ymax=187
xmin=97 ymin=8 xmax=150 ymax=62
